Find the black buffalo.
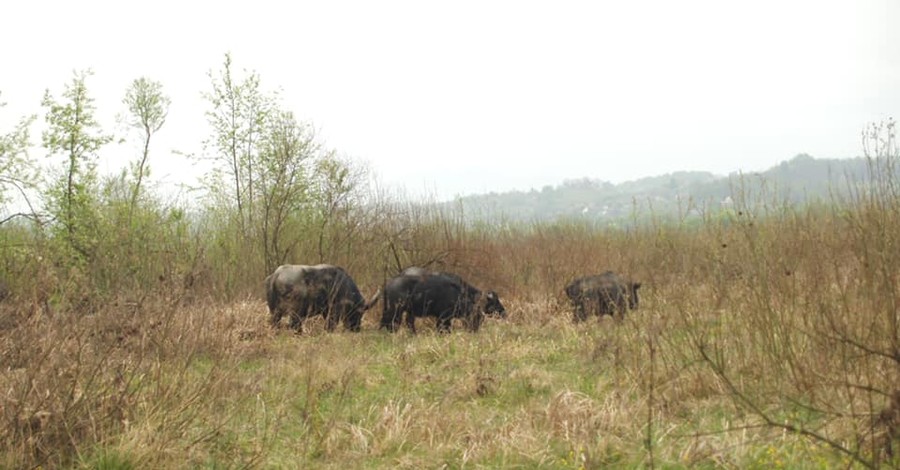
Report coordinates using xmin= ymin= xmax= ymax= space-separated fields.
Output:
xmin=398 ymin=266 xmax=466 ymax=285
xmin=565 ymin=271 xmax=641 ymax=322
xmin=265 ymin=264 xmax=378 ymax=333
xmin=378 ymin=268 xmax=506 ymax=333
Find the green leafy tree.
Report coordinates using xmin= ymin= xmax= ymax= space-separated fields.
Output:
xmin=122 ymin=77 xmax=170 ymax=217
xmin=203 ymin=53 xmax=274 ymax=240
xmin=0 ymin=92 xmax=37 ymax=224
xmin=41 ymin=70 xmax=113 ymax=259
xmin=201 ymin=53 xmax=370 ymax=283
xmin=311 ymin=153 xmax=367 ymax=262
xmin=257 ymin=110 xmax=319 ymax=272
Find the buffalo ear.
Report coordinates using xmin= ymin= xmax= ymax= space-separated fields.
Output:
xmin=486 ymin=291 xmax=497 ymax=300
xmin=632 ymin=282 xmax=642 ymax=290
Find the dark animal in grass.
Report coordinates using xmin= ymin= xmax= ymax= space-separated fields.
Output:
xmin=399 ymin=266 xmax=466 ymax=284
xmin=265 ymin=264 xmax=378 ymax=334
xmin=377 ymin=269 xmax=505 ymax=333
xmin=399 ymin=266 xmax=430 ymax=277
xmin=564 ymin=271 xmax=641 ymax=322
xmin=401 ymin=267 xmax=506 ymax=323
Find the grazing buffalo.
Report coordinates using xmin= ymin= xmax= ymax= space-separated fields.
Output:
xmin=379 ymin=268 xmax=506 ymax=333
xmin=565 ymin=271 xmax=641 ymax=322
xmin=265 ymin=264 xmax=378 ymax=333
xmin=399 ymin=266 xmax=466 ymax=285
xmin=399 ymin=266 xmax=430 ymax=277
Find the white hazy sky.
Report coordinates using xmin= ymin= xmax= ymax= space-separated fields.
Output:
xmin=1 ymin=0 xmax=898 ymax=200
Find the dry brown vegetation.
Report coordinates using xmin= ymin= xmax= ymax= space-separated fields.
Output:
xmin=3 ymin=156 xmax=899 ymax=468
xmin=1 ymin=113 xmax=899 ymax=468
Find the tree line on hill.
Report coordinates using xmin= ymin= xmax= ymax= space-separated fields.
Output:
xmin=448 ymin=154 xmax=871 ymax=224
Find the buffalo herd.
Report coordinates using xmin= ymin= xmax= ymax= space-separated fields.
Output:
xmin=265 ymin=263 xmax=641 ymax=334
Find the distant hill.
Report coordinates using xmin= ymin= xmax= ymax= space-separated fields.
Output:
xmin=448 ymin=154 xmax=871 ymax=223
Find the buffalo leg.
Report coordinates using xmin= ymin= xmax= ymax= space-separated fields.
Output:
xmin=325 ymin=307 xmax=340 ymax=332
xmin=380 ymin=300 xmax=394 ymax=331
xmin=381 ymin=297 xmax=405 ymax=332
xmin=270 ymin=305 xmax=285 ymax=327
xmin=290 ymin=300 xmax=309 ymax=334
xmin=573 ymin=302 xmax=588 ymax=323
xmin=466 ymin=312 xmax=483 ymax=332
xmin=390 ymin=302 xmax=404 ymax=332
xmin=436 ymin=315 xmax=452 ymax=334
xmin=405 ymin=312 xmax=417 ymax=334
xmin=343 ymin=311 xmax=362 ymax=332
xmin=612 ymin=304 xmax=627 ymax=322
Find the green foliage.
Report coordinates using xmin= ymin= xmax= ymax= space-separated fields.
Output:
xmin=0 ymin=91 xmax=37 ymax=217
xmin=256 ymin=109 xmax=319 ymax=273
xmin=41 ymin=69 xmax=113 ymax=261
xmin=1 ymin=64 xmax=898 ymax=469
xmin=310 ymin=153 xmax=369 ymax=263
xmin=123 ymin=78 xmax=169 ymax=134
xmin=122 ymin=77 xmax=170 ymax=216
xmin=202 ymin=52 xmax=275 ymax=240
xmin=92 ymin=174 xmax=201 ymax=297
xmin=78 ymin=449 xmax=137 ymax=470
xmin=200 ymin=54 xmax=371 ymax=283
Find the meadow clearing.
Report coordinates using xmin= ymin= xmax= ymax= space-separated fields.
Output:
xmin=2 ymin=176 xmax=898 ymax=469
xmin=0 ymin=68 xmax=897 ymax=467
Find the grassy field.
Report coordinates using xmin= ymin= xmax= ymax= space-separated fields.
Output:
xmin=2 ymin=64 xmax=898 ymax=468
xmin=2 ymin=258 xmax=897 ymax=469
xmin=3 ymin=166 xmax=900 ymax=468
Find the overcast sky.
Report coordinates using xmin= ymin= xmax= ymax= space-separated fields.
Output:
xmin=1 ymin=0 xmax=898 ymax=200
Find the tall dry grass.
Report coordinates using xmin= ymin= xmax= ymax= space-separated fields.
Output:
xmin=0 ymin=292 xmax=278 ymax=468
xmin=1 ymin=149 xmax=899 ymax=467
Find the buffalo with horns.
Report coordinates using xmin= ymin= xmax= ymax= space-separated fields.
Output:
xmin=377 ymin=267 xmax=506 ymax=333
xmin=565 ymin=271 xmax=641 ymax=322
xmin=265 ymin=264 xmax=378 ymax=333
